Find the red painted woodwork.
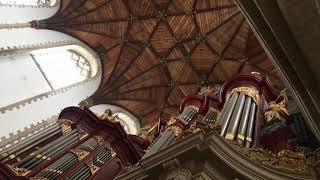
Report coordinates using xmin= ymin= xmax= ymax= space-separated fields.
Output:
xmin=58 ymin=107 xmax=145 ymax=165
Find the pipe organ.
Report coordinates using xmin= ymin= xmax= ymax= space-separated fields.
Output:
xmin=1 ymin=72 xmax=316 ymax=179
xmin=146 ymin=72 xmax=307 ymax=157
xmin=0 ymin=107 xmax=149 ymax=180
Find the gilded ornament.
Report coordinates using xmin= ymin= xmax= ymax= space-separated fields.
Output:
xmin=58 ymin=119 xmax=72 ymax=135
xmin=199 ymin=122 xmax=221 ymax=134
xmin=70 ymin=149 xmax=89 ymax=160
xmin=198 ymin=85 xmax=221 ymax=96
xmin=77 ymin=128 xmax=89 ymax=140
xmin=7 ymin=164 xmax=30 ymax=176
xmin=87 ymin=162 xmax=99 ymax=174
xmin=97 ymin=109 xmax=120 ymax=123
xmin=227 ymin=87 xmax=259 ymax=104
xmin=167 ymin=116 xmax=178 ymax=126
xmin=264 ymin=89 xmax=289 ymax=122
xmin=106 ymin=144 xmax=116 ymax=157
xmin=93 ymin=136 xmax=104 ymax=145
xmin=183 ymin=123 xmax=202 ymax=137
xmin=227 ymin=140 xmax=308 ymax=172
xmin=167 ymin=126 xmax=184 ymax=139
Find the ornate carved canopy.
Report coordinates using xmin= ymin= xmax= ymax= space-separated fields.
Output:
xmin=39 ymin=0 xmax=284 ymax=126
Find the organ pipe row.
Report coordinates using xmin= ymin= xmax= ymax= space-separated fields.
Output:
xmin=0 ymin=107 xmax=146 ymax=180
xmin=143 ymin=105 xmax=199 ymax=158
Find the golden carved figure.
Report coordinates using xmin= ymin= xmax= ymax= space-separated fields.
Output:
xmin=264 ymin=89 xmax=289 ymax=122
xmin=98 ymin=109 xmax=119 ymax=123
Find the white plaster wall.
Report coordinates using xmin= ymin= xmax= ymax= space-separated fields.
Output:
xmin=0 ymin=28 xmax=77 ymax=49
xmin=0 ymin=4 xmax=59 ymax=24
xmin=0 ymin=72 xmax=101 ymax=138
xmin=0 ymin=54 xmax=51 ymax=107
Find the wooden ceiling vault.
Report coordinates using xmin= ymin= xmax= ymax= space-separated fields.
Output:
xmin=41 ymin=0 xmax=284 ymax=126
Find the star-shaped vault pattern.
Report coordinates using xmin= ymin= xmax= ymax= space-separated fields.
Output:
xmin=40 ymin=0 xmax=284 ymax=127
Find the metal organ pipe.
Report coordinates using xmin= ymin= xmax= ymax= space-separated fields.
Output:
xmin=225 ymin=93 xmax=246 ymax=140
xmin=219 ymin=92 xmax=239 ymax=137
xmin=0 ymin=122 xmax=62 ymax=163
xmin=26 ymin=132 xmax=79 ymax=170
xmin=236 ymin=97 xmax=252 ymax=145
xmin=17 ymin=129 xmax=78 ymax=169
xmin=218 ymin=91 xmax=258 ymax=147
xmin=245 ymin=102 xmax=257 ymax=147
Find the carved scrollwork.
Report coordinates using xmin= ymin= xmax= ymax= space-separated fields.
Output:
xmin=70 ymin=149 xmax=89 ymax=161
xmin=77 ymin=128 xmax=89 ymax=140
xmin=167 ymin=126 xmax=184 ymax=139
xmin=264 ymin=89 xmax=289 ymax=123
xmin=7 ymin=164 xmax=30 ymax=176
xmin=87 ymin=162 xmax=100 ymax=174
xmin=227 ymin=87 xmax=259 ymax=104
xmin=227 ymin=140 xmax=309 ymax=172
xmin=93 ymin=136 xmax=104 ymax=145
xmin=203 ymin=123 xmax=222 ymax=134
xmin=198 ymin=85 xmax=221 ymax=96
xmin=105 ymin=144 xmax=116 ymax=157
xmin=58 ymin=119 xmax=72 ymax=135
xmin=97 ymin=109 xmax=120 ymax=123
xmin=167 ymin=116 xmax=178 ymax=126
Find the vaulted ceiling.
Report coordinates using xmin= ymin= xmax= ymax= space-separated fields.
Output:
xmin=40 ymin=0 xmax=284 ymax=126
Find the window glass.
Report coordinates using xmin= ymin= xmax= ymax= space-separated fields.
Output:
xmin=32 ymin=47 xmax=92 ymax=89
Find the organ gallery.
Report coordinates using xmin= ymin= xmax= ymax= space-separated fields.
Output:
xmin=0 ymin=0 xmax=319 ymax=179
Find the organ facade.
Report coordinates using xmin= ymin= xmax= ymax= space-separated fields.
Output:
xmin=0 ymin=72 xmax=318 ymax=180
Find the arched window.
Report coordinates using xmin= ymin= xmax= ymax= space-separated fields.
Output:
xmin=31 ymin=45 xmax=97 ymax=89
xmin=0 ymin=0 xmax=58 ymax=6
xmin=0 ymin=44 xmax=101 ymax=138
xmin=0 ymin=44 xmax=100 ymax=108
